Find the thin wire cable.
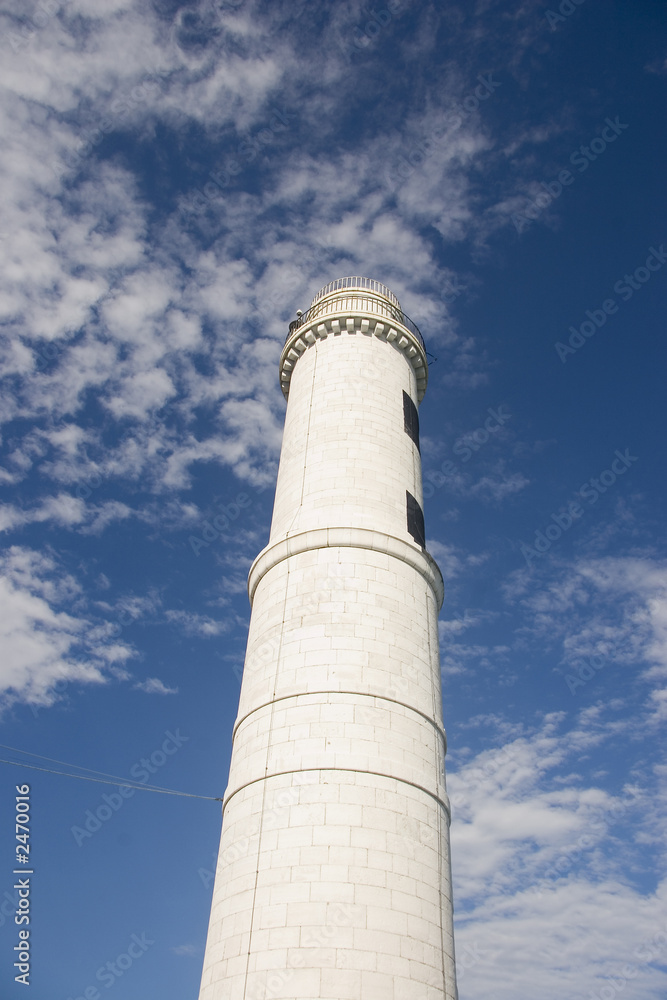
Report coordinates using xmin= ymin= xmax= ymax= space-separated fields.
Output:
xmin=0 ymin=741 xmax=157 ymax=783
xmin=0 ymin=756 xmax=222 ymax=801
xmin=0 ymin=747 xmax=158 ymax=793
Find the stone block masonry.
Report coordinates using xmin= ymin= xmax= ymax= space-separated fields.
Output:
xmin=197 ymin=279 xmax=459 ymax=1000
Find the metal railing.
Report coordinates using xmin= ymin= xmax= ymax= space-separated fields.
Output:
xmin=286 ymin=293 xmax=425 ymax=352
xmin=309 ymin=276 xmax=401 ymax=309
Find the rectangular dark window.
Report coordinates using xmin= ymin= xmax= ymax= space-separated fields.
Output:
xmin=406 ymin=491 xmax=425 ymax=547
xmin=403 ymin=390 xmax=420 ymax=452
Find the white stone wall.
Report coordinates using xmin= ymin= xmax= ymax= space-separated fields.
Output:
xmin=198 ymin=287 xmax=458 ymax=1000
xmin=271 ymin=331 xmax=423 ymax=541
xmin=199 ymin=770 xmax=456 ymax=1000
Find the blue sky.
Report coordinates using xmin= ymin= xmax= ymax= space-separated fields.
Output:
xmin=0 ymin=0 xmax=666 ymax=997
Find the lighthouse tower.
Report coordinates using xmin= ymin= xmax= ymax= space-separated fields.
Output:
xmin=198 ymin=278 xmax=458 ymax=1000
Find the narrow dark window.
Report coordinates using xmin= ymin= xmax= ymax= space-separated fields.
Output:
xmin=403 ymin=390 xmax=420 ymax=452
xmin=406 ymin=491 xmax=425 ymax=547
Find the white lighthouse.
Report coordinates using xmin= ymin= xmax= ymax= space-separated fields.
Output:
xmin=198 ymin=277 xmax=458 ymax=1000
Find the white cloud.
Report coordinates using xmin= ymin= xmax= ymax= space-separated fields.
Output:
xmin=80 ymin=500 xmax=133 ymax=535
xmin=469 ymin=470 xmax=530 ymax=502
xmin=171 ymin=942 xmax=201 ymax=957
xmin=0 ymin=0 xmax=522 ymax=496
xmin=165 ymin=609 xmax=230 ymax=637
xmin=515 ymin=557 xmax=667 ymax=692
xmin=0 ymin=505 xmax=27 ymax=532
xmin=439 ymin=610 xmax=499 ymax=638
xmin=33 ymin=493 xmax=88 ymax=526
xmin=0 ymin=546 xmax=133 ymax=710
xmin=448 ymin=712 xmax=667 ymax=999
xmin=0 ymin=495 xmax=130 ymax=534
xmin=133 ymin=677 xmax=178 ymax=696
xmin=441 ymin=641 xmax=511 ymax=677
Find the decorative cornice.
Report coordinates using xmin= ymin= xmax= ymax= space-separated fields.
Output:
xmin=279 ymin=310 xmax=429 ymax=403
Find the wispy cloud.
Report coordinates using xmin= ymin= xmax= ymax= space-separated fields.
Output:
xmin=1 ymin=0 xmax=558 ymax=498
xmin=165 ymin=609 xmax=231 ymax=637
xmin=449 ymin=711 xmax=667 ymax=999
xmin=171 ymin=942 xmax=202 ymax=957
xmin=133 ymin=677 xmax=178 ymax=696
xmin=0 ymin=546 xmax=132 ymax=709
